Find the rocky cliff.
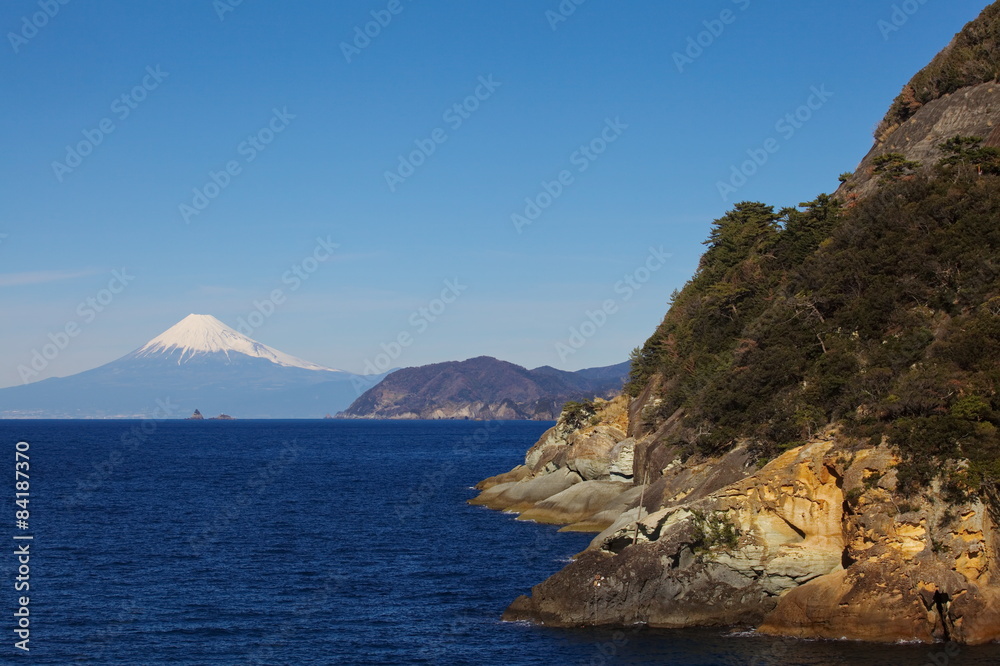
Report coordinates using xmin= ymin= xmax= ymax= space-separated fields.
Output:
xmin=472 ymin=2 xmax=1000 ymax=645
xmin=337 ymin=356 xmax=628 ymax=420
xmin=474 ymin=397 xmax=1000 ymax=644
xmin=845 ymin=3 xmax=1000 ymax=199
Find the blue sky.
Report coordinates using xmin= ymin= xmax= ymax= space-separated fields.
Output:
xmin=0 ymin=0 xmax=991 ymax=387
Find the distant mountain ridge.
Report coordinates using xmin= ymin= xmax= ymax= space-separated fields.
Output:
xmin=0 ymin=314 xmax=387 ymax=418
xmin=337 ymin=356 xmax=630 ymax=420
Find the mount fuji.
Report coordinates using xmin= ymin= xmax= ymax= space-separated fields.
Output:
xmin=0 ymin=314 xmax=389 ymax=418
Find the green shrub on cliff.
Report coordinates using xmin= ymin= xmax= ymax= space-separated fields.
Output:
xmin=629 ymin=155 xmax=1000 ymax=495
xmin=938 ymin=136 xmax=1000 ymax=175
xmin=690 ymin=510 xmax=739 ymax=554
xmin=561 ymin=400 xmax=598 ymax=429
xmin=872 ymin=153 xmax=922 ymax=182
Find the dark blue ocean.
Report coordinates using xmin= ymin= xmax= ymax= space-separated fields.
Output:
xmin=1 ymin=420 xmax=999 ymax=665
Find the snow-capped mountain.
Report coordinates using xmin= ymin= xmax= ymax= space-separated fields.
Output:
xmin=0 ymin=314 xmax=388 ymax=418
xmin=131 ymin=314 xmax=339 ymax=372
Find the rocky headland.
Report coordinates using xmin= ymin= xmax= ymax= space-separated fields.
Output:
xmin=337 ymin=356 xmax=629 ymax=420
xmin=473 ymin=3 xmax=1000 ymax=645
xmin=474 ymin=399 xmax=1000 ymax=644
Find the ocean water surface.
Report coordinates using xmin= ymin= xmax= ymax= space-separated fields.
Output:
xmin=1 ymin=419 xmax=999 ymax=665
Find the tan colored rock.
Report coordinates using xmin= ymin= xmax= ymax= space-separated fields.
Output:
xmin=564 ymin=485 xmax=647 ymax=534
xmin=524 ymin=426 xmax=567 ymax=471
xmin=655 ymin=445 xmax=752 ymax=508
xmin=587 ymin=505 xmax=646 ymax=547
xmin=608 ymin=438 xmax=636 ymax=480
xmin=476 ymin=387 xmax=1000 ymax=643
xmin=468 ymin=481 xmax=520 ymax=510
xmin=468 ymin=467 xmax=582 ymax=513
xmin=564 ymin=426 xmax=625 ymax=480
xmin=758 ymin=445 xmax=1000 ymax=644
xmin=759 ymin=567 xmax=937 ymax=643
xmin=475 ymin=465 xmax=532 ymax=491
xmin=593 ymin=395 xmax=630 ymax=433
xmin=517 ymin=480 xmax=632 ymax=525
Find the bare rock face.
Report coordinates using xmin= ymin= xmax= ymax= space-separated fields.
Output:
xmin=476 ymin=465 xmax=532 ymax=491
xmin=468 ymin=467 xmax=583 ymax=513
xmin=564 ymin=426 xmax=626 ymax=480
xmin=516 ymin=480 xmax=632 ymax=526
xmin=563 ymin=485 xmax=646 ymax=533
xmin=478 ymin=412 xmax=1000 ymax=644
xmin=504 ymin=528 xmax=776 ymax=629
xmin=608 ymin=438 xmax=636 ymax=481
xmin=471 ymin=397 xmax=648 ymax=531
xmin=841 ymin=2 xmax=1000 ymax=200
xmin=760 ymin=447 xmax=1000 ymax=644
xmin=846 ymin=82 xmax=1000 ymax=199
xmin=503 ymin=439 xmax=847 ymax=628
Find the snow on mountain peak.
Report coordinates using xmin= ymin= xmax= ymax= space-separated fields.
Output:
xmin=135 ymin=314 xmax=341 ymax=372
